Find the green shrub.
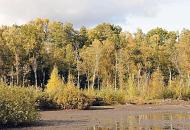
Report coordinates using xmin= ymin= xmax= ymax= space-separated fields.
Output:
xmin=36 ymin=92 xmax=59 ymax=110
xmin=54 ymin=83 xmax=91 ymax=110
xmin=83 ymin=88 xmax=99 ymax=105
xmin=115 ymin=90 xmax=127 ymax=104
xmin=160 ymin=85 xmax=190 ymax=100
xmin=97 ymin=87 xmax=126 ymax=105
xmin=127 ymin=76 xmax=139 ymax=98
xmin=180 ymin=86 xmax=190 ymax=100
xmin=0 ymin=83 xmax=39 ymax=126
xmin=161 ymin=88 xmax=174 ymax=99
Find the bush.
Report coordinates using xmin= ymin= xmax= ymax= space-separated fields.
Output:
xmin=45 ymin=66 xmax=92 ymax=110
xmin=127 ymin=76 xmax=139 ymax=98
xmin=0 ymin=83 xmax=39 ymax=126
xmin=53 ymin=83 xmax=91 ymax=110
xmin=181 ymin=86 xmax=190 ymax=100
xmin=83 ymin=88 xmax=99 ymax=105
xmin=159 ymin=86 xmax=190 ymax=101
xmin=36 ymin=92 xmax=59 ymax=110
xmin=115 ymin=90 xmax=127 ymax=104
xmin=161 ymin=88 xmax=174 ymax=99
xmin=97 ymin=87 xmax=127 ymax=105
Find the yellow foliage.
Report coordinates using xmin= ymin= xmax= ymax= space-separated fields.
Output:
xmin=127 ymin=75 xmax=138 ymax=98
xmin=0 ymin=82 xmax=39 ymax=125
xmin=148 ymin=69 xmax=164 ymax=99
xmin=97 ymin=86 xmax=127 ymax=105
xmin=54 ymin=83 xmax=91 ymax=110
xmin=83 ymin=88 xmax=97 ymax=99
xmin=46 ymin=65 xmax=63 ymax=93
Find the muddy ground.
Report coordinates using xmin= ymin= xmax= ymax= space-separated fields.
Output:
xmin=3 ymin=102 xmax=190 ymax=130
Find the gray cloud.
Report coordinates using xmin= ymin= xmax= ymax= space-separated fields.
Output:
xmin=0 ymin=0 xmax=176 ymax=27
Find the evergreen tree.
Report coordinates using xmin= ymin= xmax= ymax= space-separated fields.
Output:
xmin=46 ymin=65 xmax=63 ymax=93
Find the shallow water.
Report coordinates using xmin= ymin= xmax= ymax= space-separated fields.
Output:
xmin=88 ymin=112 xmax=190 ymax=130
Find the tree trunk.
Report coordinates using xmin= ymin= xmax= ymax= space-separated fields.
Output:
xmin=97 ymin=75 xmax=100 ymax=90
xmin=91 ymin=70 xmax=96 ymax=89
xmin=33 ymin=57 xmax=38 ymax=88
xmin=68 ymin=63 xmax=71 ymax=83
xmin=146 ymin=73 xmax=149 ymax=97
xmin=91 ymin=53 xmax=99 ymax=89
xmin=118 ymin=49 xmax=124 ymax=90
xmin=74 ymin=47 xmax=80 ymax=88
xmin=77 ymin=60 xmax=80 ymax=88
xmin=87 ymin=69 xmax=90 ymax=89
xmin=3 ymin=75 xmax=6 ymax=84
xmin=15 ymin=53 xmax=19 ymax=85
xmin=137 ymin=67 xmax=141 ymax=90
xmin=22 ymin=74 xmax=25 ymax=87
xmin=168 ymin=67 xmax=172 ymax=86
xmin=188 ymin=73 xmax=190 ymax=87
xmin=11 ymin=66 xmax=14 ymax=85
xmin=42 ymin=70 xmax=45 ymax=87
xmin=34 ymin=67 xmax=37 ymax=88
xmin=114 ymin=50 xmax=118 ymax=90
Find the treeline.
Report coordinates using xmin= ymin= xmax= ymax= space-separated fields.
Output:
xmin=1 ymin=18 xmax=190 ymax=93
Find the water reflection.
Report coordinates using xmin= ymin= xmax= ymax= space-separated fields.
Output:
xmin=88 ymin=112 xmax=190 ymax=130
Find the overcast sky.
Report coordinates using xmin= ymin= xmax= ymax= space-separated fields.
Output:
xmin=0 ymin=0 xmax=189 ymax=32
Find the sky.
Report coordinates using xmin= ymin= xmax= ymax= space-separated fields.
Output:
xmin=0 ymin=0 xmax=189 ymax=32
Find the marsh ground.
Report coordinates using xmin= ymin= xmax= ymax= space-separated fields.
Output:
xmin=4 ymin=102 xmax=190 ymax=130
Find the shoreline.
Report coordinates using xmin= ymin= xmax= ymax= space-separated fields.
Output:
xmin=4 ymin=101 xmax=190 ymax=130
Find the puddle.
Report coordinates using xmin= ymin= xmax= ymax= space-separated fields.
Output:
xmin=88 ymin=112 xmax=190 ymax=130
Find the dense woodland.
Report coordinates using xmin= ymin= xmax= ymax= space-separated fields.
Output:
xmin=1 ymin=18 xmax=190 ymax=94
xmin=2 ymin=18 xmax=190 ymax=126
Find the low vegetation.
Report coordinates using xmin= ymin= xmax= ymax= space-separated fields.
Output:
xmin=53 ymin=83 xmax=91 ymax=110
xmin=0 ymin=82 xmax=39 ymax=126
xmin=1 ymin=65 xmax=190 ymax=126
